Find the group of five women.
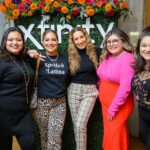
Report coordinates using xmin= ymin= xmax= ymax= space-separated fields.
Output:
xmin=0 ymin=25 xmax=150 ymax=150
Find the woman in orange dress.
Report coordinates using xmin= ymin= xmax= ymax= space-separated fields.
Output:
xmin=97 ymin=28 xmax=135 ymax=150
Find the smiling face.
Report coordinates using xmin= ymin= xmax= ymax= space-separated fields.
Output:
xmin=140 ymin=36 xmax=150 ymax=64
xmin=106 ymin=34 xmax=124 ymax=56
xmin=6 ymin=31 xmax=23 ymax=55
xmin=42 ymin=31 xmax=58 ymax=56
xmin=72 ymin=30 xmax=87 ymax=50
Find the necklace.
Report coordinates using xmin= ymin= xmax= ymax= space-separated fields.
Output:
xmin=9 ymin=55 xmax=30 ymax=104
xmin=46 ymin=53 xmax=58 ymax=62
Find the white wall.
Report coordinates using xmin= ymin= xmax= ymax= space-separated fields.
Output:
xmin=0 ymin=12 xmax=14 ymax=43
xmin=0 ymin=12 xmax=6 ymax=43
xmin=119 ymin=0 xmax=144 ymax=46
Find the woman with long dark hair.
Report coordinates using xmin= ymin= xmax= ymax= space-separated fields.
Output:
xmin=0 ymin=27 xmax=36 ymax=150
xmin=132 ymin=26 xmax=150 ymax=150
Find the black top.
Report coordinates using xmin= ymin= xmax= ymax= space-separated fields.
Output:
xmin=0 ymin=55 xmax=35 ymax=135
xmin=38 ymin=53 xmax=70 ymax=98
xmin=71 ymin=48 xmax=101 ymax=84
xmin=132 ymin=71 xmax=150 ymax=109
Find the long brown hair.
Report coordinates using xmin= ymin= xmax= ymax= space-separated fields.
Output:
xmin=133 ymin=26 xmax=150 ymax=73
xmin=68 ymin=27 xmax=98 ymax=75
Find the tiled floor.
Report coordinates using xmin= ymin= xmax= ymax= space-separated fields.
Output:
xmin=13 ymin=136 xmax=145 ymax=150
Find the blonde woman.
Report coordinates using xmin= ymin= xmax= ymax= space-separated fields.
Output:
xmin=67 ymin=27 xmax=100 ymax=150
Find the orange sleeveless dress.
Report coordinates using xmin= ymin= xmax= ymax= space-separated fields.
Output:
xmin=99 ymin=80 xmax=134 ymax=150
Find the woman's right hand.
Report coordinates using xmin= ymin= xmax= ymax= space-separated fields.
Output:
xmin=27 ymin=50 xmax=39 ymax=58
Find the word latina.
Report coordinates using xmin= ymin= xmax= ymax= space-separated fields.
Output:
xmin=18 ymin=15 xmax=115 ymax=50
xmin=45 ymin=62 xmax=65 ymax=75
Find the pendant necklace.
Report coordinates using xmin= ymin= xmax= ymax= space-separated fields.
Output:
xmin=46 ymin=53 xmax=58 ymax=62
xmin=10 ymin=55 xmax=30 ymax=104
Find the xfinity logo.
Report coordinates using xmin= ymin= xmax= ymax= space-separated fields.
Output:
xmin=18 ymin=15 xmax=114 ymax=50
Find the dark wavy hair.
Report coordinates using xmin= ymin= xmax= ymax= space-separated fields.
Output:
xmin=0 ymin=27 xmax=26 ymax=60
xmin=133 ymin=26 xmax=150 ymax=73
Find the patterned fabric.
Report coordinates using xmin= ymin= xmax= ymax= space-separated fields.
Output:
xmin=33 ymin=97 xmax=66 ymax=150
xmin=67 ymin=83 xmax=98 ymax=150
xmin=132 ymin=71 xmax=150 ymax=109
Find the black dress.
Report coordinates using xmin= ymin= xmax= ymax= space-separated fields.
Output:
xmin=0 ymin=55 xmax=35 ymax=136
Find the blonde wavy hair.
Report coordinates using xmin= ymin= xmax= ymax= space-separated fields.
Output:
xmin=100 ymin=28 xmax=134 ymax=63
xmin=68 ymin=27 xmax=98 ymax=75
